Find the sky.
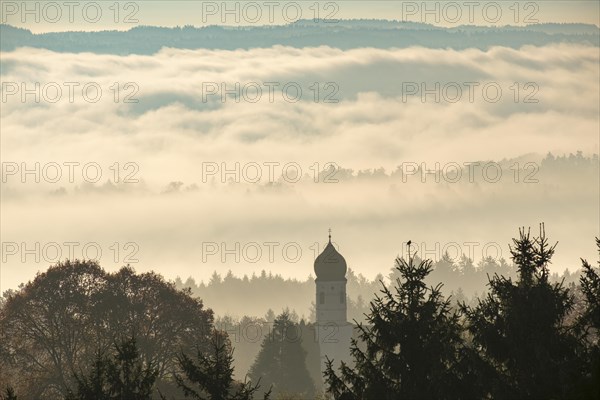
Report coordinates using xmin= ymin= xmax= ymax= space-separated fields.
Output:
xmin=1 ymin=1 xmax=599 ymax=32
xmin=0 ymin=1 xmax=599 ymax=294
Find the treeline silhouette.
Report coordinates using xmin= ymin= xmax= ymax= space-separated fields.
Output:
xmin=160 ymin=152 xmax=596 ymax=189
xmin=325 ymin=227 xmax=599 ymax=399
xmin=2 ymin=22 xmax=598 ymax=54
xmin=174 ymin=250 xmax=583 ymax=326
xmin=316 ymin=151 xmax=598 ymax=183
xmin=0 ymin=225 xmax=598 ymax=399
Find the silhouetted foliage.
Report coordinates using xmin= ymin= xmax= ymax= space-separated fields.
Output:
xmin=213 ymin=315 xmax=323 ymax=396
xmin=2 ymin=22 xmax=598 ymax=54
xmin=1 ymin=226 xmax=598 ymax=398
xmin=179 ymin=259 xmax=523 ymax=325
xmin=0 ymin=260 xmax=213 ymax=398
xmin=579 ymin=237 xmax=600 ymax=332
xmin=175 ymin=330 xmax=268 ymax=400
xmin=66 ymin=336 xmax=158 ymax=400
xmin=462 ymin=225 xmax=587 ymax=399
xmin=324 ymin=254 xmax=471 ymax=399
xmin=249 ymin=312 xmax=315 ymax=398
xmin=0 ymin=387 xmax=17 ymax=400
xmin=574 ymin=237 xmax=600 ymax=399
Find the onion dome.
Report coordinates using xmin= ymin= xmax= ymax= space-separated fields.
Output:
xmin=314 ymin=231 xmax=347 ymax=281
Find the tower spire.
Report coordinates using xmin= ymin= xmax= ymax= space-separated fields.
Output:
xmin=328 ymin=228 xmax=332 ymax=243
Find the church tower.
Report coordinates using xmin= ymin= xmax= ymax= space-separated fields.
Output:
xmin=314 ymin=230 xmax=347 ymax=324
xmin=314 ymin=230 xmax=353 ymax=376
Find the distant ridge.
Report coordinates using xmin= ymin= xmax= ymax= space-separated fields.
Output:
xmin=1 ymin=20 xmax=598 ymax=54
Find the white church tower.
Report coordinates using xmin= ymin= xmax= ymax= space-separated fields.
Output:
xmin=314 ymin=230 xmax=353 ymax=375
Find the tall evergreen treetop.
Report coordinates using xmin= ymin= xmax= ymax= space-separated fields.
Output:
xmin=325 ymin=253 xmax=470 ymax=400
xmin=575 ymin=237 xmax=600 ymax=399
xmin=176 ymin=330 xmax=268 ymax=400
xmin=249 ymin=311 xmax=315 ymax=398
xmin=462 ymin=224 xmax=585 ymax=399
xmin=67 ymin=336 xmax=158 ymax=400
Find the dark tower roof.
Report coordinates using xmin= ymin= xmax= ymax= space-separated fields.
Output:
xmin=314 ymin=232 xmax=347 ymax=281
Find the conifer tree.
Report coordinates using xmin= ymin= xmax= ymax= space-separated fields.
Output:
xmin=575 ymin=237 xmax=600 ymax=398
xmin=176 ymin=330 xmax=268 ymax=400
xmin=325 ymin=254 xmax=470 ymax=399
xmin=462 ymin=225 xmax=586 ymax=399
xmin=0 ymin=387 xmax=18 ymax=400
xmin=67 ymin=336 xmax=158 ymax=400
xmin=249 ymin=312 xmax=315 ymax=398
xmin=579 ymin=237 xmax=600 ymax=333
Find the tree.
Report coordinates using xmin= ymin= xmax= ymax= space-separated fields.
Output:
xmin=429 ymin=251 xmax=457 ymax=290
xmin=462 ymin=225 xmax=587 ymax=399
xmin=0 ymin=260 xmax=108 ymax=398
xmin=324 ymin=254 xmax=470 ymax=400
xmin=0 ymin=387 xmax=18 ymax=400
xmin=0 ymin=260 xmax=214 ymax=398
xmin=574 ymin=237 xmax=600 ymax=398
xmin=249 ymin=312 xmax=315 ymax=398
xmin=101 ymin=267 xmax=214 ymax=379
xmin=175 ymin=330 xmax=268 ymax=400
xmin=67 ymin=336 xmax=158 ymax=400
xmin=297 ymin=320 xmax=324 ymax=394
xmin=579 ymin=237 xmax=600 ymax=333
xmin=264 ymin=309 xmax=276 ymax=324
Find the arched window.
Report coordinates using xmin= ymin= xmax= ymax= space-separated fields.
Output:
xmin=319 ymin=292 xmax=325 ymax=304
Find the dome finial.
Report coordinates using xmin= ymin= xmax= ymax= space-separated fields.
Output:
xmin=328 ymin=228 xmax=332 ymax=243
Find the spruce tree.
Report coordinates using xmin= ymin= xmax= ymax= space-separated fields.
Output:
xmin=68 ymin=336 xmax=158 ymax=400
xmin=575 ymin=237 xmax=600 ymax=398
xmin=579 ymin=237 xmax=600 ymax=332
xmin=462 ymin=225 xmax=586 ymax=399
xmin=0 ymin=387 xmax=18 ymax=400
xmin=249 ymin=312 xmax=315 ymax=398
xmin=324 ymin=254 xmax=469 ymax=399
xmin=176 ymin=330 xmax=267 ymax=400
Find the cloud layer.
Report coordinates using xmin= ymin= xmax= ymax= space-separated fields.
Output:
xmin=1 ymin=44 xmax=598 ymax=293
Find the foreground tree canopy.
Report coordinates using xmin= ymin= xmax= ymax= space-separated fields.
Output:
xmin=461 ymin=226 xmax=591 ymax=398
xmin=325 ymin=226 xmax=600 ymax=400
xmin=176 ymin=330 xmax=270 ymax=400
xmin=66 ymin=336 xmax=158 ymax=400
xmin=0 ymin=261 xmax=214 ymax=398
xmin=324 ymin=253 xmax=471 ymax=399
xmin=1 ymin=226 xmax=599 ymax=399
